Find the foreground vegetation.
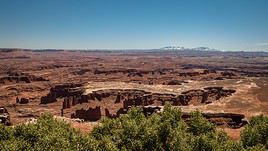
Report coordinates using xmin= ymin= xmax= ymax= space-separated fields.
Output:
xmin=0 ymin=104 xmax=268 ymax=151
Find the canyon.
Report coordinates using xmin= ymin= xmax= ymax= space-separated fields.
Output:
xmin=0 ymin=49 xmax=267 ymax=139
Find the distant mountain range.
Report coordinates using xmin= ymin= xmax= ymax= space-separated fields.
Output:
xmin=0 ymin=47 xmax=267 ymax=53
xmin=161 ymin=46 xmax=220 ymax=51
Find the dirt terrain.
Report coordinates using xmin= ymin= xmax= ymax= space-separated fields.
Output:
xmin=0 ymin=49 xmax=268 ymax=139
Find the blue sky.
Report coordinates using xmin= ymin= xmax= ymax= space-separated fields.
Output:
xmin=0 ymin=0 xmax=268 ymax=51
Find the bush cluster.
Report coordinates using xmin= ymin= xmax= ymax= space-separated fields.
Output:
xmin=0 ymin=104 xmax=268 ymax=151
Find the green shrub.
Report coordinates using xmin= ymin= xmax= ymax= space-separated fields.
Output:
xmin=1 ymin=106 xmax=268 ymax=150
xmin=0 ymin=124 xmax=12 ymax=140
xmin=92 ymin=107 xmax=161 ymax=151
xmin=245 ymin=144 xmax=267 ymax=151
xmin=187 ymin=111 xmax=215 ymax=135
xmin=0 ymin=113 xmax=94 ymax=151
xmin=241 ymin=115 xmax=268 ymax=149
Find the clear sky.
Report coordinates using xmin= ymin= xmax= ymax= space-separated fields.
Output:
xmin=0 ymin=0 xmax=268 ymax=51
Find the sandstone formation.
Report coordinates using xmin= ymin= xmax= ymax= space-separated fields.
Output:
xmin=0 ymin=107 xmax=11 ymax=125
xmin=62 ymin=95 xmax=89 ymax=109
xmin=93 ymin=68 xmax=173 ymax=77
xmin=0 ymin=72 xmax=48 ymax=84
xmin=165 ymin=80 xmax=187 ymax=85
xmin=221 ymin=72 xmax=236 ymax=77
xmin=41 ymin=83 xmax=84 ymax=104
xmin=178 ymin=70 xmax=217 ymax=77
xmin=72 ymin=69 xmax=91 ymax=75
xmin=181 ymin=87 xmax=236 ymax=105
xmin=16 ymin=97 xmax=29 ymax=104
xmin=71 ymin=107 xmax=101 ymax=121
xmin=83 ymin=87 xmax=235 ymax=108
xmin=182 ymin=112 xmax=247 ymax=128
xmin=65 ymin=87 xmax=235 ymax=123
xmin=105 ymin=108 xmax=128 ymax=118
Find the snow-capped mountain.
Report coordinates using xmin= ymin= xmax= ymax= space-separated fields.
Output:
xmin=161 ymin=46 xmax=185 ymax=50
xmin=192 ymin=47 xmax=219 ymax=51
xmin=161 ymin=46 xmax=219 ymax=51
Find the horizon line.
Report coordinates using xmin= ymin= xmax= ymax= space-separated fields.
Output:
xmin=0 ymin=47 xmax=268 ymax=53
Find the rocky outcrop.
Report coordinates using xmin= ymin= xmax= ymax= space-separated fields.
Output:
xmin=59 ymin=87 xmax=235 ymax=121
xmin=16 ymin=97 xmax=29 ymax=104
xmin=0 ymin=72 xmax=48 ymax=84
xmin=127 ymin=72 xmax=143 ymax=77
xmin=62 ymin=95 xmax=89 ymax=109
xmin=142 ymin=106 xmax=162 ymax=116
xmin=0 ymin=107 xmax=11 ymax=126
xmin=182 ymin=112 xmax=247 ymax=128
xmin=41 ymin=83 xmax=84 ymax=104
xmin=94 ymin=69 xmax=138 ymax=75
xmin=165 ymin=80 xmax=187 ymax=85
xmin=180 ymin=87 xmax=235 ymax=105
xmin=72 ymin=69 xmax=91 ymax=75
xmin=82 ymin=87 xmax=235 ymax=109
xmin=71 ymin=107 xmax=101 ymax=121
xmin=105 ymin=108 xmax=117 ymax=118
xmin=105 ymin=108 xmax=128 ymax=118
xmin=0 ymin=76 xmax=31 ymax=84
xmin=122 ymin=92 xmax=155 ymax=108
xmin=115 ymin=93 xmax=121 ymax=103
xmin=88 ymin=90 xmax=113 ymax=101
xmin=94 ymin=68 xmax=173 ymax=77
xmin=178 ymin=72 xmax=200 ymax=77
xmin=178 ymin=70 xmax=217 ymax=77
xmin=203 ymin=69 xmax=217 ymax=74
xmin=221 ymin=72 xmax=236 ymax=77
